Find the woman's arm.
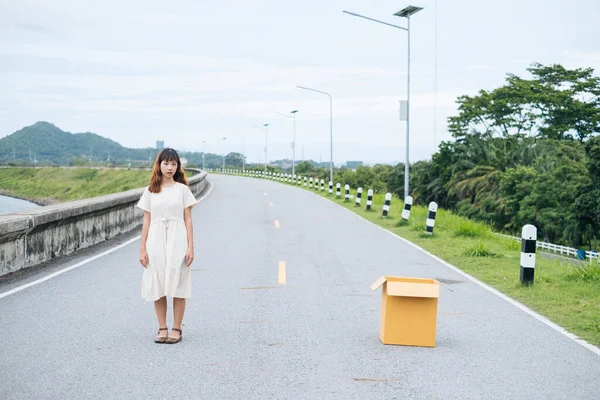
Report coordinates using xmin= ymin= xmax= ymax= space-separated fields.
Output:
xmin=139 ymin=211 xmax=151 ymax=267
xmin=184 ymin=206 xmax=194 ymax=266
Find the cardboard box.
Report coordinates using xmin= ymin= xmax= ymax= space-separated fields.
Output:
xmin=371 ymin=276 xmax=440 ymax=347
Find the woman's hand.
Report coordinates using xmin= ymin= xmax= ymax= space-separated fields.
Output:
xmin=185 ymin=247 xmax=194 ymax=267
xmin=139 ymin=248 xmax=149 ymax=268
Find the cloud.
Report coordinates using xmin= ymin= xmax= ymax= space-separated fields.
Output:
xmin=465 ymin=64 xmax=496 ymax=71
xmin=11 ymin=21 xmax=58 ymax=35
xmin=3 ymin=43 xmax=458 ymax=121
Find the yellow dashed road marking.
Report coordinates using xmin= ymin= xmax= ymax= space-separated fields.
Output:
xmin=278 ymin=261 xmax=286 ymax=284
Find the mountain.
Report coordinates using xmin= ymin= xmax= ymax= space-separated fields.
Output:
xmin=0 ymin=122 xmax=227 ymax=168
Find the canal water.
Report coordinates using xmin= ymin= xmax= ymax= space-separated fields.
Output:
xmin=0 ymin=195 xmax=40 ymax=215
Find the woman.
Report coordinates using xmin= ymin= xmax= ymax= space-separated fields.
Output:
xmin=136 ymin=148 xmax=199 ymax=344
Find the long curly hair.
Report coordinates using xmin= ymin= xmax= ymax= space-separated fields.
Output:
xmin=148 ymin=148 xmax=189 ymax=193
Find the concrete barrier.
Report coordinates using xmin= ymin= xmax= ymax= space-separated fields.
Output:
xmin=0 ymin=169 xmax=208 ymax=277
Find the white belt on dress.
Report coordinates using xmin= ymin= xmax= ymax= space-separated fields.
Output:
xmin=151 ymin=217 xmax=184 ymax=226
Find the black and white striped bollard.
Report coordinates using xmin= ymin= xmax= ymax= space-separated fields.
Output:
xmin=320 ymin=179 xmax=324 ymax=191
xmin=382 ymin=193 xmax=391 ymax=217
xmin=329 ymin=181 xmax=333 ymax=194
xmin=520 ymin=224 xmax=537 ymax=285
xmin=355 ymin=188 xmax=362 ymax=206
xmin=402 ymin=196 xmax=413 ymax=221
xmin=425 ymin=202 xmax=438 ymax=234
xmin=344 ymin=184 xmax=350 ymax=201
xmin=366 ymin=189 xmax=373 ymax=210
xmin=336 ymin=183 xmax=341 ymax=197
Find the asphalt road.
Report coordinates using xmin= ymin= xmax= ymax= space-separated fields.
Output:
xmin=1 ymin=174 xmax=599 ymax=399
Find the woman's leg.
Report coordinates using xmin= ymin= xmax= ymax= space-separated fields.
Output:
xmin=154 ymin=296 xmax=168 ymax=338
xmin=171 ymin=297 xmax=186 ymax=338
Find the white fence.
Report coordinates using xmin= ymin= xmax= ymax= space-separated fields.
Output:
xmin=496 ymin=233 xmax=598 ymax=261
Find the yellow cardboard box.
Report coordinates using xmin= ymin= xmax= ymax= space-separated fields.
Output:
xmin=371 ymin=276 xmax=440 ymax=347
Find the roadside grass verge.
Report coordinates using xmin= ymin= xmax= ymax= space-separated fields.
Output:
xmin=0 ymin=167 xmax=155 ymax=204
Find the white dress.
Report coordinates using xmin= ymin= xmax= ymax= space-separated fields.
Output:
xmin=136 ymin=182 xmax=199 ymax=301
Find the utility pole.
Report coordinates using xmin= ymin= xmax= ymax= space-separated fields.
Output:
xmin=222 ymin=137 xmax=227 ymax=172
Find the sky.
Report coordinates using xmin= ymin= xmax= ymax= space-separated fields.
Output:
xmin=1 ymin=0 xmax=599 ymax=165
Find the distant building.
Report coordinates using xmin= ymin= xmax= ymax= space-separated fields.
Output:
xmin=346 ymin=161 xmax=363 ymax=169
xmin=156 ymin=140 xmax=164 ymax=150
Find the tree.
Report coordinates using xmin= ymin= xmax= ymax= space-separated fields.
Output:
xmin=448 ymin=63 xmax=600 ymax=142
xmin=295 ymin=161 xmax=314 ymax=175
xmin=517 ymin=140 xmax=589 ymax=244
xmin=525 ymin=63 xmax=600 ymax=141
xmin=224 ymin=152 xmax=244 ymax=168
xmin=571 ymin=136 xmax=600 ymax=249
xmin=498 ymin=166 xmax=537 ymax=232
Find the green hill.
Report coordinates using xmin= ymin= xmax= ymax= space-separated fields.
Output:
xmin=0 ymin=122 xmax=234 ymax=168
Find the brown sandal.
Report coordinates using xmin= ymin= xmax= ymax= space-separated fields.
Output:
xmin=154 ymin=327 xmax=168 ymax=343
xmin=165 ymin=328 xmax=182 ymax=344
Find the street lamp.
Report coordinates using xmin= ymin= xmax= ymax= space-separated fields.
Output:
xmin=342 ymin=5 xmax=423 ymax=200
xmin=231 ymin=133 xmax=245 ymax=171
xmin=253 ymin=124 xmax=270 ymax=173
xmin=273 ymin=110 xmax=299 ymax=177
xmin=202 ymin=140 xmax=206 ymax=170
xmin=297 ymin=86 xmax=333 ymax=184
xmin=222 ymin=137 xmax=226 ymax=172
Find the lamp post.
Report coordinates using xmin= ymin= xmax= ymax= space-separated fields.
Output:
xmin=342 ymin=5 xmax=423 ymax=200
xmin=297 ymin=86 xmax=333 ymax=184
xmin=222 ymin=137 xmax=226 ymax=172
xmin=252 ymin=124 xmax=270 ymax=173
xmin=231 ymin=133 xmax=245 ymax=171
xmin=202 ymin=140 xmax=206 ymax=170
xmin=262 ymin=124 xmax=269 ymax=173
xmin=274 ymin=110 xmax=299 ymax=176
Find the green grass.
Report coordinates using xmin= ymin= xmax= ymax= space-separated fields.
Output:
xmin=463 ymin=241 xmax=500 ymax=257
xmin=454 ymin=219 xmax=492 ymax=239
xmin=566 ymin=261 xmax=600 ymax=283
xmin=266 ymin=176 xmax=600 ymax=347
xmin=0 ymin=167 xmax=152 ymax=204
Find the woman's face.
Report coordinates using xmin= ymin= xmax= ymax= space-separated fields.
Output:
xmin=160 ymin=159 xmax=178 ymax=178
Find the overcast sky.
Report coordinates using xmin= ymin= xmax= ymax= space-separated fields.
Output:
xmin=1 ymin=0 xmax=599 ymax=164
